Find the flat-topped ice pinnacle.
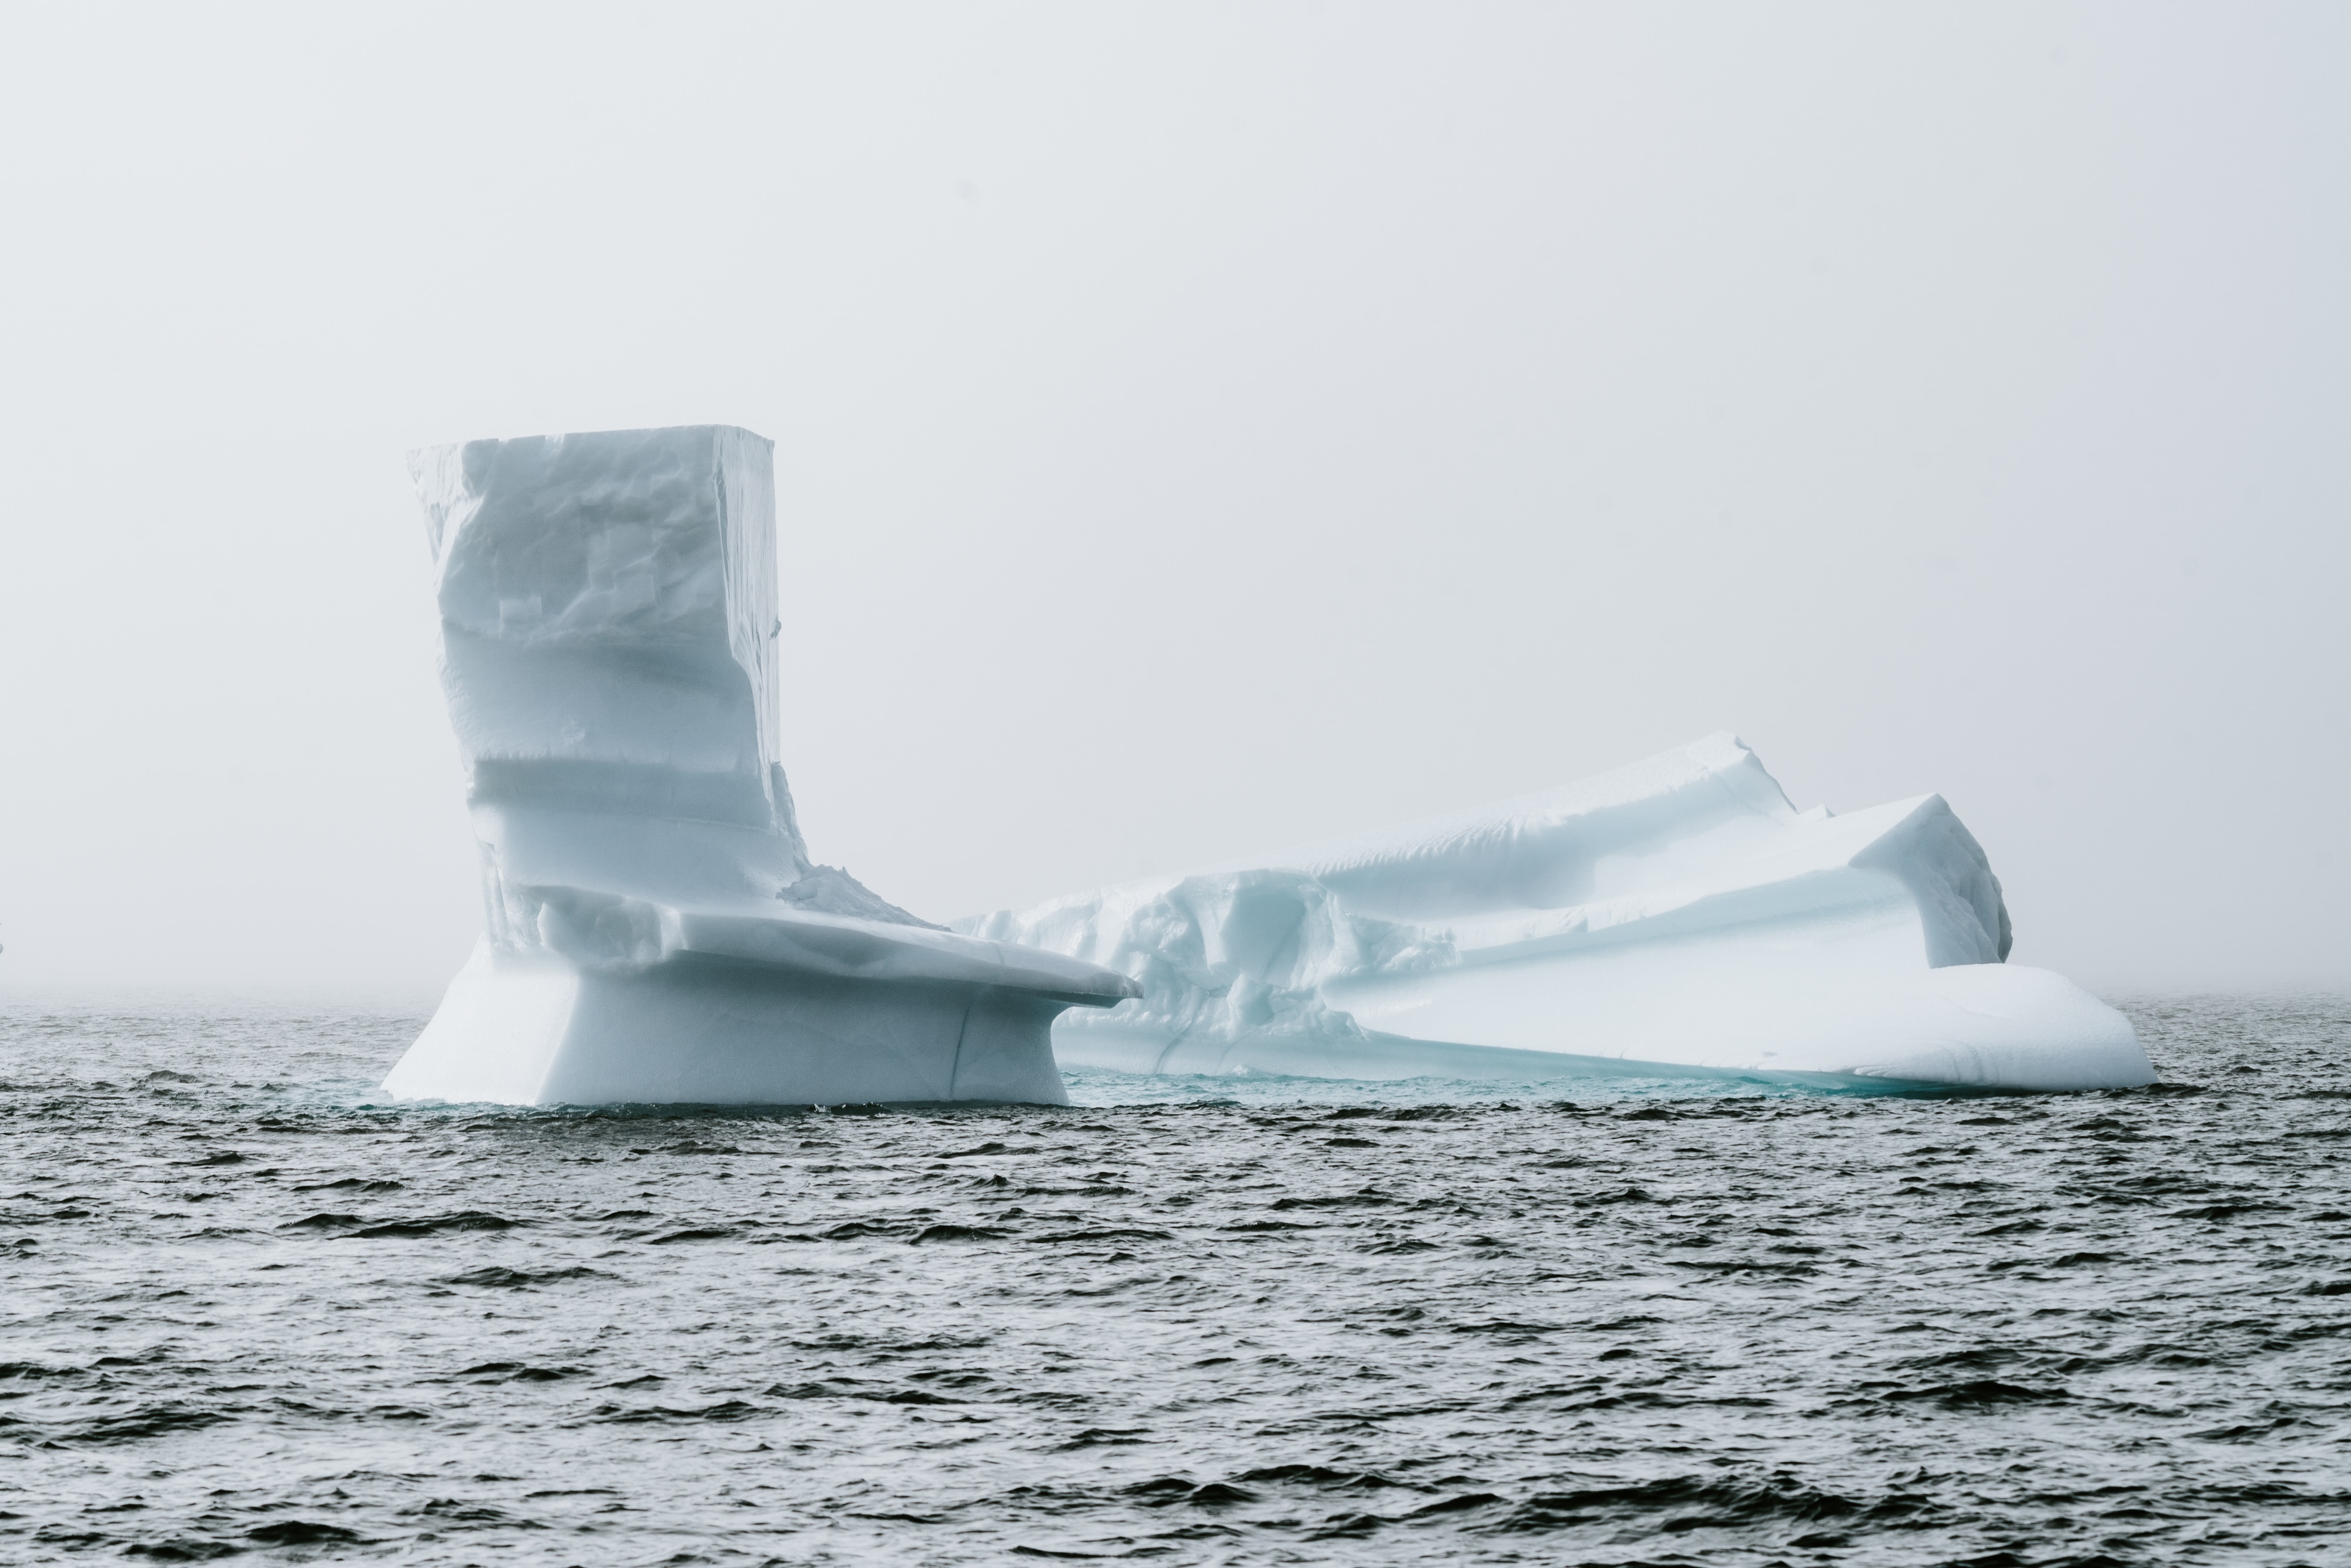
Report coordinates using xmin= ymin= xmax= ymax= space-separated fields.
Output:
xmin=384 ymin=425 xmax=1134 ymax=1107
xmin=958 ymin=735 xmax=2154 ymax=1091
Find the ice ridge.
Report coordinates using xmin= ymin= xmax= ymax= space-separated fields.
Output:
xmin=957 ymin=735 xmax=2151 ymax=1092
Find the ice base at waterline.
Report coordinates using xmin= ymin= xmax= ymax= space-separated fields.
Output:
xmin=959 ymin=735 xmax=2154 ymax=1092
xmin=382 ymin=425 xmax=1132 ymax=1107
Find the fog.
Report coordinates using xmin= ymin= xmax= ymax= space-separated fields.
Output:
xmin=1 ymin=2 xmax=2343 ymax=1000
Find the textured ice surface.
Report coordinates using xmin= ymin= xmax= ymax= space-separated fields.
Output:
xmin=960 ymin=735 xmax=2154 ymax=1091
xmin=386 ymin=426 xmax=1132 ymax=1107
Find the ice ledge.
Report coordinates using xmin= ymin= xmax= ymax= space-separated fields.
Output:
xmin=510 ymin=880 xmax=1140 ymax=1006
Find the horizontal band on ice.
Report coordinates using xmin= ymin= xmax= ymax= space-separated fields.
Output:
xmin=383 ymin=426 xmax=1136 ymax=1107
xmin=386 ymin=424 xmax=2151 ymax=1104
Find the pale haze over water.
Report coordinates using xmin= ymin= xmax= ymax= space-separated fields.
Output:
xmin=0 ymin=4 xmax=2345 ymax=1001
xmin=2 ymin=15 xmax=2348 ymax=1566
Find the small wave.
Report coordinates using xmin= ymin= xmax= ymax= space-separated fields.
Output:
xmin=343 ymin=1211 xmax=518 ymax=1238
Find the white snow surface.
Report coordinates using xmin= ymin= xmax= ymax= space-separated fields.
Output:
xmin=957 ymin=736 xmax=2154 ymax=1091
xmin=386 ymin=426 xmax=1133 ymax=1107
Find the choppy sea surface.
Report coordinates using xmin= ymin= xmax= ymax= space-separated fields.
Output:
xmin=1 ymin=992 xmax=2346 ymax=1567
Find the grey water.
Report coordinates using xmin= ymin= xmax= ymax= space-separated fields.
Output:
xmin=1 ymin=993 xmax=2346 ymax=1567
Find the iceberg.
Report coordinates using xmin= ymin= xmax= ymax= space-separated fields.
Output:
xmin=383 ymin=425 xmax=1134 ymax=1107
xmin=957 ymin=736 xmax=2155 ymax=1091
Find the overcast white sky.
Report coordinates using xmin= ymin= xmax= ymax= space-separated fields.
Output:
xmin=0 ymin=2 xmax=2343 ymax=1001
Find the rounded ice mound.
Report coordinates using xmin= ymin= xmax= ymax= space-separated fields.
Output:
xmin=956 ymin=735 xmax=2154 ymax=1093
xmin=386 ymin=425 xmax=1135 ymax=1108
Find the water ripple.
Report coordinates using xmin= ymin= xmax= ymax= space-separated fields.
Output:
xmin=0 ymin=991 xmax=2345 ymax=1564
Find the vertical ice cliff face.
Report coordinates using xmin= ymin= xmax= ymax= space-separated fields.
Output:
xmin=413 ymin=427 xmax=808 ymax=916
xmin=385 ymin=426 xmax=1135 ymax=1108
xmin=959 ymin=736 xmax=2152 ymax=1091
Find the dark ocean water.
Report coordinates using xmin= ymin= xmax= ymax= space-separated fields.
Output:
xmin=1 ymin=992 xmax=2346 ymax=1567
